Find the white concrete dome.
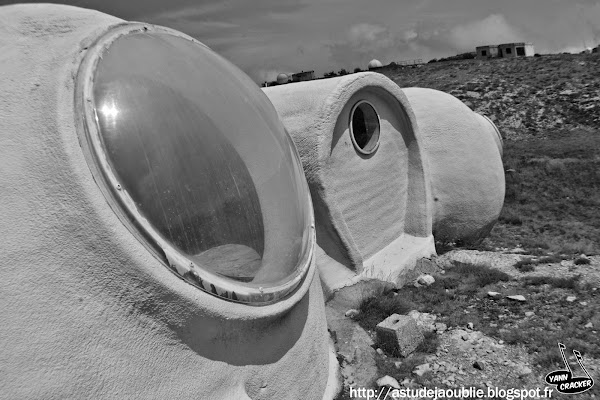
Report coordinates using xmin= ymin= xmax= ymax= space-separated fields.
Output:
xmin=367 ymin=59 xmax=383 ymax=69
xmin=0 ymin=4 xmax=336 ymax=400
xmin=401 ymin=88 xmax=505 ymax=244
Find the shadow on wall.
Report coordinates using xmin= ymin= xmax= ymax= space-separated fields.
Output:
xmin=162 ymin=281 xmax=311 ymax=365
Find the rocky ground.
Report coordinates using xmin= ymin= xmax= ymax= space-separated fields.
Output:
xmin=331 ymin=251 xmax=600 ymax=400
xmin=383 ymin=54 xmax=600 ymax=141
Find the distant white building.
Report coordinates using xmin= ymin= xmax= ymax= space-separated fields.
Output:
xmin=498 ymin=42 xmax=535 ymax=58
xmin=476 ymin=45 xmax=499 ymax=59
xmin=291 ymin=70 xmax=315 ymax=82
xmin=476 ymin=42 xmax=534 ymax=59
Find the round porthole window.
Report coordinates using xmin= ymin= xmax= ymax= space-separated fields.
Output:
xmin=349 ymin=100 xmax=380 ymax=155
xmin=76 ymin=24 xmax=313 ymax=304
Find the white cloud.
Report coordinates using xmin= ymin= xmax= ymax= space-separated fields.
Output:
xmin=533 ymin=2 xmax=600 ymax=52
xmin=328 ymin=23 xmax=400 ymax=68
xmin=127 ymin=0 xmax=600 ymax=82
xmin=447 ymin=14 xmax=524 ymax=49
xmin=137 ymin=3 xmax=230 ymax=22
xmin=403 ymin=29 xmax=418 ymax=41
xmin=347 ymin=23 xmax=392 ymax=45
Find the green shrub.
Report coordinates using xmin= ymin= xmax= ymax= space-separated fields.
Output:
xmin=356 ymin=294 xmax=416 ymax=330
xmin=450 ymin=261 xmax=511 ymax=286
xmin=522 ymin=275 xmax=580 ymax=290
xmin=514 ymin=258 xmax=535 ymax=271
xmin=574 ymin=256 xmax=591 ymax=265
xmin=416 ymin=330 xmax=440 ymax=353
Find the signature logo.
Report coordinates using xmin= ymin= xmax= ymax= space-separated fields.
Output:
xmin=545 ymin=343 xmax=594 ymax=394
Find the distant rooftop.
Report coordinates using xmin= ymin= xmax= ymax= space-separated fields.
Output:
xmin=292 ymin=70 xmax=314 ymax=76
xmin=498 ymin=42 xmax=533 ymax=46
xmin=477 ymin=42 xmax=533 ymax=48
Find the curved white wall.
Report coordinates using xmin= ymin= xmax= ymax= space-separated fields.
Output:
xmin=401 ymin=88 xmax=505 ymax=244
xmin=0 ymin=4 xmax=334 ymax=399
xmin=263 ymin=75 xmax=506 ymax=290
xmin=263 ymin=73 xmax=437 ymax=290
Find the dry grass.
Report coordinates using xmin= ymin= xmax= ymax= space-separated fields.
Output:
xmin=381 ymin=54 xmax=600 ymax=257
xmin=483 ymin=129 xmax=600 ymax=255
xmin=385 ymin=54 xmax=600 ymax=140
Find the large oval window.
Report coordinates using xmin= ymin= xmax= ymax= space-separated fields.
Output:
xmin=78 ymin=26 xmax=313 ymax=304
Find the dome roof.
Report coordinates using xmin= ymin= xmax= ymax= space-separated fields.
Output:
xmin=276 ymin=73 xmax=288 ymax=84
xmin=368 ymin=59 xmax=383 ymax=69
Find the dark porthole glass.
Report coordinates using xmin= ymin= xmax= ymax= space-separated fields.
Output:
xmin=350 ymin=101 xmax=380 ymax=154
xmin=90 ymin=31 xmax=311 ymax=291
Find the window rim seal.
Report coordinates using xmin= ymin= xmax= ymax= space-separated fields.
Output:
xmin=348 ymin=99 xmax=381 ymax=155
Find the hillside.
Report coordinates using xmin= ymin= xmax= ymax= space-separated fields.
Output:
xmin=379 ymin=54 xmax=600 ymax=256
xmin=382 ymin=54 xmax=600 ymax=141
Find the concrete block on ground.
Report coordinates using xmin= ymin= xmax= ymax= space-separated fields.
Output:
xmin=376 ymin=314 xmax=424 ymax=357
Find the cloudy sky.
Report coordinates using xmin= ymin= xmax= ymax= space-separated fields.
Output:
xmin=3 ymin=0 xmax=600 ymax=83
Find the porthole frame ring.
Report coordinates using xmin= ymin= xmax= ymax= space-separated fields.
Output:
xmin=482 ymin=114 xmax=503 ymax=146
xmin=74 ymin=22 xmax=315 ymax=306
xmin=348 ymin=100 xmax=381 ymax=155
